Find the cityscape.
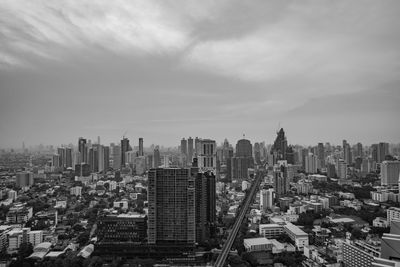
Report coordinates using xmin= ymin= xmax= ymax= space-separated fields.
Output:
xmin=1 ymin=1 xmax=400 ymax=267
xmin=0 ymin=133 xmax=400 ymax=266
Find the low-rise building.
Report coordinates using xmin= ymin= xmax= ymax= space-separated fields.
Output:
xmin=283 ymin=222 xmax=309 ymax=249
xmin=243 ymin=237 xmax=273 ymax=252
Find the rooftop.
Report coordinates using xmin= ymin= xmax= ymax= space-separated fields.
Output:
xmin=284 ymin=223 xmax=307 ymax=236
xmin=244 ymin=237 xmax=272 ymax=246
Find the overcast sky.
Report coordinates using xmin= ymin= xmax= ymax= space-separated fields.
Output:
xmin=1 ymin=0 xmax=399 ymax=148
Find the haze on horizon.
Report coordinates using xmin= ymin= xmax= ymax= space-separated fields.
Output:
xmin=1 ymin=0 xmax=400 ymax=149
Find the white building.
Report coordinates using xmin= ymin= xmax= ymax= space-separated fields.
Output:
xmin=243 ymin=237 xmax=273 ymax=252
xmin=260 ymin=188 xmax=274 ymax=212
xmin=259 ymin=224 xmax=283 ymax=239
xmin=284 ymin=222 xmax=309 ymax=249
xmin=387 ymin=207 xmax=400 ymax=226
xmin=373 ymin=217 xmax=389 ymax=228
xmin=380 ymin=161 xmax=400 ymax=186
xmin=70 ymin=186 xmax=82 ymax=197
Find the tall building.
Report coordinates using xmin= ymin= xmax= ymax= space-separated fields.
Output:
xmin=188 ymin=137 xmax=194 ymax=164
xmin=181 ymin=138 xmax=188 ymax=156
xmin=378 ymin=142 xmax=390 ymax=163
xmin=153 ymin=146 xmax=161 ymax=168
xmin=317 ymin=143 xmax=325 ymax=169
xmin=197 ymin=139 xmax=217 ymax=174
xmin=387 ymin=207 xmax=400 ymax=226
xmin=305 ymin=153 xmax=318 ymax=174
xmin=337 ymin=159 xmax=348 ymax=179
xmin=229 ymin=157 xmax=254 ymax=180
xmin=356 ymin=142 xmax=363 ymax=158
xmin=148 ymin=168 xmax=195 ymax=245
xmin=112 ymin=145 xmax=121 ymax=170
xmin=103 ymin=146 xmax=110 ymax=172
xmin=273 ymin=165 xmax=289 ymax=199
xmin=194 ymin=169 xmax=216 ymax=244
xmin=138 ymin=138 xmax=144 ymax=156
xmin=380 ymin=161 xmax=400 ymax=186
xmin=254 ymin=143 xmax=261 ymax=165
xmin=88 ymin=145 xmax=99 ymax=173
xmin=260 ymin=188 xmax=274 ymax=212
xmin=78 ymin=137 xmax=87 ymax=164
xmin=121 ymin=138 xmax=131 ymax=168
xmin=343 ymin=241 xmax=376 ymax=267
xmin=271 ymin=128 xmax=288 ymax=162
xmin=97 ymin=214 xmax=147 ymax=243
xmin=236 ymin=139 xmax=252 ymax=158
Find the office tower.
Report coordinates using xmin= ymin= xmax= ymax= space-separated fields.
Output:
xmin=378 ymin=142 xmax=390 ymax=163
xmin=317 ymin=143 xmax=325 ymax=169
xmin=271 ymin=128 xmax=288 ymax=162
xmin=16 ymin=172 xmax=34 ymax=188
xmin=52 ymin=154 xmax=60 ymax=168
xmin=356 ymin=142 xmax=363 ymax=157
xmin=236 ymin=139 xmax=252 ymax=157
xmin=380 ymin=161 xmax=400 ymax=186
xmin=57 ymin=147 xmax=65 ymax=168
xmin=88 ymin=145 xmax=99 ymax=173
xmin=301 ymin=148 xmax=308 ymax=170
xmin=188 ymin=137 xmax=194 ymax=164
xmin=371 ymin=144 xmax=378 ymax=163
xmin=121 ymin=138 xmax=131 ymax=168
xmin=260 ymin=188 xmax=274 ymax=212
xmin=138 ymin=137 xmax=144 ymax=156
xmin=194 ymin=169 xmax=216 ymax=243
xmin=112 ymin=145 xmax=121 ymax=170
xmin=197 ymin=139 xmax=217 ymax=174
xmin=103 ymin=146 xmax=110 ymax=172
xmin=181 ymin=138 xmax=187 ymax=156
xmin=98 ymin=145 xmax=104 ymax=172
xmin=78 ymin=137 xmax=87 ymax=163
xmin=286 ymin=145 xmax=295 ymax=164
xmin=273 ymin=165 xmax=289 ymax=199
xmin=254 ymin=143 xmax=261 ymax=164
xmin=135 ymin=156 xmax=146 ymax=175
xmin=153 ymin=146 xmax=161 ymax=168
xmin=147 ymin=168 xmax=195 ymax=245
xmin=65 ymin=147 xmax=72 ymax=168
xmin=305 ymin=153 xmax=318 ymax=174
xmin=337 ymin=159 xmax=348 ymax=179
xmin=229 ymin=157 xmax=254 ymax=180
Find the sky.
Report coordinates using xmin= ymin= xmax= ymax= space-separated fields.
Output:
xmin=1 ymin=0 xmax=400 ymax=148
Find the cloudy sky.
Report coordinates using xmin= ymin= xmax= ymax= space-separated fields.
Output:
xmin=1 ymin=0 xmax=399 ymax=148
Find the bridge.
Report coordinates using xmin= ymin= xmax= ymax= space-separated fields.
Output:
xmin=214 ymin=170 xmax=264 ymax=267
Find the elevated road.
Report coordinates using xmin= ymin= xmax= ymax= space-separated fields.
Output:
xmin=214 ymin=170 xmax=263 ymax=267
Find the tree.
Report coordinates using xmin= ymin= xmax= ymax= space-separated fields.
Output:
xmin=77 ymin=232 xmax=90 ymax=246
xmin=18 ymin=242 xmax=33 ymax=258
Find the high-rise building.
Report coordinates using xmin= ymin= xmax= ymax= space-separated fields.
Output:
xmin=305 ymin=153 xmax=318 ymax=174
xmin=188 ymin=137 xmax=194 ymax=164
xmin=236 ymin=139 xmax=252 ymax=158
xmin=380 ymin=161 xmax=400 ymax=186
xmin=260 ymin=188 xmax=274 ymax=212
xmin=229 ymin=157 xmax=254 ymax=180
xmin=78 ymin=137 xmax=87 ymax=164
xmin=380 ymin=219 xmax=400 ymax=261
xmin=181 ymin=138 xmax=188 ymax=156
xmin=378 ymin=142 xmax=390 ymax=163
xmin=343 ymin=241 xmax=376 ymax=267
xmin=16 ymin=172 xmax=34 ymax=188
xmin=271 ymin=128 xmax=288 ymax=162
xmin=197 ymin=139 xmax=217 ymax=174
xmin=103 ymin=146 xmax=110 ymax=172
xmin=138 ymin=138 xmax=144 ymax=156
xmin=317 ymin=143 xmax=325 ymax=169
xmin=273 ymin=165 xmax=289 ymax=199
xmin=88 ymin=145 xmax=99 ymax=173
xmin=194 ymin=169 xmax=216 ymax=244
xmin=97 ymin=214 xmax=147 ymax=243
xmin=387 ymin=207 xmax=400 ymax=226
xmin=356 ymin=142 xmax=363 ymax=158
xmin=112 ymin=145 xmax=121 ymax=170
xmin=254 ymin=142 xmax=261 ymax=165
xmin=121 ymin=138 xmax=131 ymax=168
xmin=337 ymin=159 xmax=348 ymax=179
xmin=153 ymin=146 xmax=161 ymax=168
xmin=148 ymin=168 xmax=195 ymax=245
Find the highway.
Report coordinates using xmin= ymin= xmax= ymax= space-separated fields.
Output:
xmin=214 ymin=170 xmax=263 ymax=267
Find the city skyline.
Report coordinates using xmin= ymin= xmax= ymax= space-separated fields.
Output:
xmin=1 ymin=1 xmax=400 ymax=148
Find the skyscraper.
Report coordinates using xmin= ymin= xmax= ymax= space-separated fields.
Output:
xmin=138 ymin=137 xmax=144 ymax=156
xmin=181 ymin=138 xmax=187 ymax=156
xmin=271 ymin=128 xmax=288 ymax=162
xmin=153 ymin=146 xmax=161 ymax=168
xmin=260 ymin=188 xmax=274 ymax=212
xmin=236 ymin=139 xmax=252 ymax=158
xmin=197 ymin=139 xmax=217 ymax=174
xmin=380 ymin=161 xmax=400 ymax=186
xmin=378 ymin=142 xmax=390 ymax=163
xmin=273 ymin=165 xmax=289 ymax=199
xmin=148 ymin=168 xmax=195 ymax=245
xmin=317 ymin=143 xmax=325 ymax=169
xmin=188 ymin=137 xmax=194 ymax=164
xmin=112 ymin=145 xmax=121 ymax=170
xmin=121 ymin=137 xmax=131 ymax=168
xmin=194 ymin=169 xmax=216 ymax=243
xmin=78 ymin=137 xmax=87 ymax=163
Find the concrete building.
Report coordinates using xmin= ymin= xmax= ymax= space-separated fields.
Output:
xmin=197 ymin=139 xmax=217 ymax=174
xmin=70 ymin=186 xmax=82 ymax=197
xmin=259 ymin=224 xmax=283 ymax=239
xmin=283 ymin=223 xmax=309 ymax=249
xmin=16 ymin=172 xmax=34 ymax=188
xmin=147 ymin=168 xmax=195 ymax=245
xmin=243 ymin=237 xmax=273 ymax=252
xmin=260 ymin=188 xmax=274 ymax=212
xmin=387 ymin=207 xmax=400 ymax=226
xmin=380 ymin=161 xmax=400 ymax=186
xmin=343 ymin=241 xmax=376 ymax=267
